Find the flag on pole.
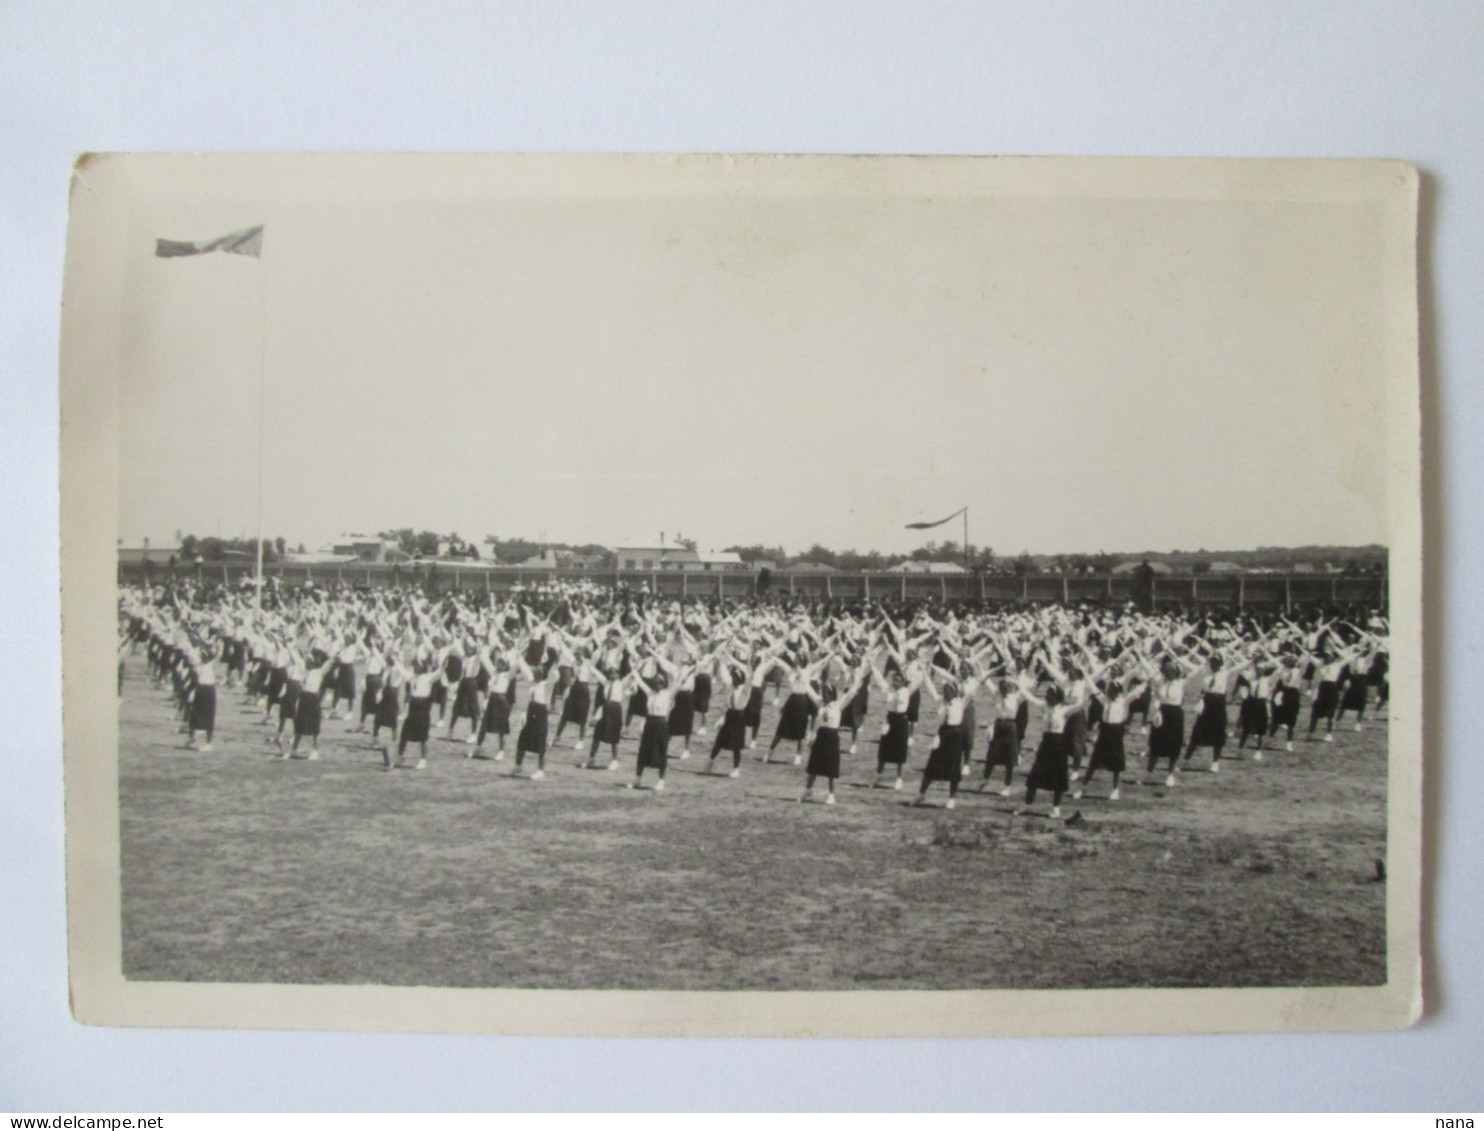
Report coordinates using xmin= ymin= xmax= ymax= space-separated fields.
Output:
xmin=155 ymin=225 xmax=264 ymax=259
xmin=905 ymin=506 xmax=966 ymax=530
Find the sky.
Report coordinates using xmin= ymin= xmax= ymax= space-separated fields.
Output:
xmin=115 ymin=155 xmax=1395 ymax=557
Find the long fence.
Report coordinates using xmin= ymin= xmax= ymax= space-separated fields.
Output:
xmin=117 ymin=560 xmax=1387 ymax=610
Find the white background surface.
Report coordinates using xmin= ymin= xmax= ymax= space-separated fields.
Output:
xmin=3 ymin=1 xmax=1479 ymax=1113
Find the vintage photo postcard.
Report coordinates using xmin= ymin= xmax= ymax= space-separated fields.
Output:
xmin=60 ymin=153 xmax=1422 ymax=1036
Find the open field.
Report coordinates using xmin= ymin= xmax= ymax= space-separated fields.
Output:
xmin=118 ymin=666 xmax=1388 ymax=990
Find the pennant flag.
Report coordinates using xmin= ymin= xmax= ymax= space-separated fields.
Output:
xmin=155 ymin=225 xmax=264 ymax=259
xmin=905 ymin=506 xmax=966 ymax=531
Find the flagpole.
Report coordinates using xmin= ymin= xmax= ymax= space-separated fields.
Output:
xmin=254 ymin=254 xmax=266 ymax=611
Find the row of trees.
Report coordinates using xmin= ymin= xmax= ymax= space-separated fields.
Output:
xmin=175 ymin=534 xmax=302 ymax=563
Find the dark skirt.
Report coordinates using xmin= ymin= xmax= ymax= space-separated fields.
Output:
xmin=593 ymin=700 xmax=624 ymax=744
xmin=806 ymin=726 xmax=842 ymax=778
xmin=401 ymin=695 xmax=432 ymax=743
xmin=1065 ymin=708 xmax=1088 ymax=767
xmin=906 ymin=688 xmax=922 ymax=725
xmin=1127 ymin=688 xmax=1151 ymax=723
xmin=626 ymin=688 xmax=649 ymax=725
xmin=360 ymin=673 xmax=383 ymax=719
xmin=294 ymin=690 xmax=322 ymax=738
xmin=1189 ymin=692 xmax=1228 ymax=748
xmin=1239 ymin=696 xmax=1269 ymax=733
xmin=189 ymin=684 xmax=217 ymax=731
xmin=713 ymin=706 xmax=747 ymax=753
xmin=1026 ymin=730 xmax=1069 ymax=793
xmin=1087 ymin=696 xmax=1105 ymax=728
xmin=265 ymin=665 xmax=287 ymax=706
xmin=560 ymin=680 xmax=592 ymax=726
xmin=667 ymin=688 xmax=696 ymax=737
xmin=374 ymin=684 xmax=400 ymax=730
xmin=744 ymin=686 xmax=765 ymax=729
xmin=279 ymin=679 xmax=302 ymax=725
xmin=924 ymin=724 xmax=966 ymax=784
xmin=1312 ymin=679 xmax=1340 ymax=717
xmin=1272 ymin=686 xmax=1301 ymax=727
xmin=844 ymin=683 xmax=870 ymax=731
xmin=1341 ymin=679 xmax=1368 ymax=711
xmin=775 ymin=692 xmax=812 ymax=741
xmin=1089 ymin=721 xmax=1126 ymax=773
xmin=879 ymin=710 xmax=910 ymax=765
xmin=481 ymin=692 xmax=511 ymax=736
xmin=1147 ymin=704 xmax=1185 ymax=766
xmin=334 ymin=661 xmax=356 ymax=701
xmin=517 ymin=702 xmax=549 ymax=755
xmin=985 ymin=718 xmax=1019 ymax=768
xmin=452 ymin=676 xmax=481 ymax=721
xmin=637 ymin=713 xmax=670 ymax=771
xmin=1014 ymin=699 xmax=1031 ymax=745
xmin=692 ymin=673 xmax=713 ymax=714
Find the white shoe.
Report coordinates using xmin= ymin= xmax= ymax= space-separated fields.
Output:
xmin=848 ymin=744 xmax=858 ymax=755
xmin=531 ymin=769 xmax=545 ymax=781
xmin=825 ymin=793 xmax=836 ymax=806
xmin=1072 ymin=789 xmax=1084 ymax=800
xmin=1324 ymin=734 xmax=1334 ymax=743
xmin=998 ymin=787 xmax=1011 ymax=798
xmin=308 ymin=750 xmax=320 ymax=761
xmin=728 ymin=768 xmax=740 ymax=779
xmin=1254 ymin=750 xmax=1264 ymax=762
xmin=697 ymin=724 xmax=708 ymax=735
xmin=792 ymin=754 xmax=801 ymax=766
xmin=494 ymin=751 xmax=505 ymax=762
xmin=200 ymin=743 xmax=212 ymax=753
xmin=1286 ymin=741 xmax=1294 ymax=753
xmin=654 ymin=778 xmax=666 ymax=792
xmin=1109 ymin=788 xmax=1121 ymax=801
xmin=607 ymin=759 xmax=619 ymax=771
xmin=945 ymin=798 xmax=956 ymax=810
xmin=678 ymin=750 xmax=690 ymax=760
xmin=1050 ymin=806 xmax=1061 ymax=819
xmin=1210 ymin=761 xmax=1220 ymax=774
xmin=1164 ymin=774 xmax=1176 ymax=787
xmin=748 ymin=740 xmax=757 ymax=750
xmin=464 ymin=735 xmax=476 ymax=745
xmin=415 ymin=758 xmax=426 ymax=770
xmin=1355 ymin=722 xmax=1363 ymax=732
xmin=893 ymin=778 xmax=903 ymax=791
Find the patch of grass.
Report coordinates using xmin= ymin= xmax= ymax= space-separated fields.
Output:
xmin=118 ymin=671 xmax=1388 ymax=990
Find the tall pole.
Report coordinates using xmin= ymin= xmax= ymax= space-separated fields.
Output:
xmin=254 ymin=258 xmax=266 ymax=611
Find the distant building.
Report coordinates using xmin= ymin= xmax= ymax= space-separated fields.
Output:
xmin=286 ymin=551 xmax=360 ymax=565
xmin=332 ymin=537 xmax=400 ymax=563
xmin=1207 ymin=561 xmax=1244 ymax=574
xmin=614 ymin=535 xmax=742 ymax=572
xmin=660 ymin=549 xmax=746 ymax=572
xmin=118 ymin=540 xmax=180 ymax=565
xmin=615 ymin=535 xmax=685 ymax=571
xmin=886 ymin=560 xmax=967 ymax=574
xmin=784 ymin=561 xmax=839 ymax=573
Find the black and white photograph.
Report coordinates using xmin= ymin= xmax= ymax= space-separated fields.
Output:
xmin=60 ymin=152 xmax=1421 ymax=1037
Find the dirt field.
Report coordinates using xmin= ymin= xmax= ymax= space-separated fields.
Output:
xmin=118 ymin=666 xmax=1387 ymax=990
